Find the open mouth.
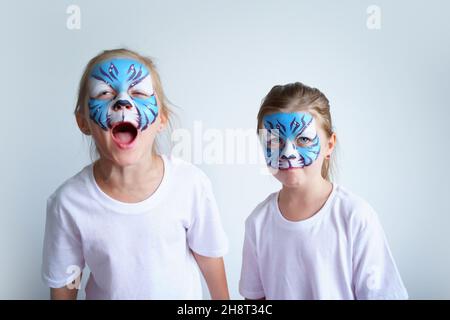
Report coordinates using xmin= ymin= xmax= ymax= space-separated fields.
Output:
xmin=111 ymin=122 xmax=138 ymax=147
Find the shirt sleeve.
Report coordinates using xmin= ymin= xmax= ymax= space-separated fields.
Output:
xmin=239 ymin=219 xmax=265 ymax=299
xmin=186 ymin=173 xmax=228 ymax=258
xmin=352 ymin=203 xmax=408 ymax=299
xmin=41 ymin=195 xmax=85 ymax=288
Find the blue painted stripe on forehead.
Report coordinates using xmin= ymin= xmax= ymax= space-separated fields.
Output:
xmin=90 ymin=58 xmax=150 ymax=84
xmin=263 ymin=112 xmax=313 ymax=131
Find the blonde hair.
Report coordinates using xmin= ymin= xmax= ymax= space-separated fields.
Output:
xmin=257 ymin=82 xmax=337 ymax=181
xmin=75 ymin=48 xmax=176 ymax=159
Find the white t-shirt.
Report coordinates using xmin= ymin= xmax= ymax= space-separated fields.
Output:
xmin=239 ymin=184 xmax=408 ymax=300
xmin=42 ymin=154 xmax=228 ymax=299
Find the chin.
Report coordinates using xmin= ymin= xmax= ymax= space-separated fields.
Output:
xmin=273 ymin=167 xmax=305 ymax=186
xmin=109 ymin=152 xmax=143 ymax=167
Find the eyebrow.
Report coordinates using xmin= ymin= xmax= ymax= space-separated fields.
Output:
xmin=129 ymin=72 xmax=150 ymax=88
xmin=294 ymin=115 xmax=313 ymax=136
xmin=275 ymin=120 xmax=286 ymax=134
xmin=99 ymin=67 xmax=115 ymax=83
xmin=92 ymin=74 xmax=111 ymax=85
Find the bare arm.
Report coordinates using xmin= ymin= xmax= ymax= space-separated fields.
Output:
xmin=193 ymin=252 xmax=229 ymax=300
xmin=50 ymin=274 xmax=82 ymax=300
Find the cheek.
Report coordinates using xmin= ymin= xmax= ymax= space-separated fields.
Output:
xmin=140 ymin=125 xmax=159 ymax=141
xmin=310 ymin=155 xmax=324 ymax=170
xmin=89 ymin=120 xmax=110 ymax=141
xmin=137 ymin=116 xmax=161 ymax=139
xmin=318 ymin=132 xmax=329 ymax=153
xmin=147 ymin=114 xmax=162 ymax=130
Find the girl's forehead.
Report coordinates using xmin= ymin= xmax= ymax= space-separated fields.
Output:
xmin=91 ymin=57 xmax=149 ymax=74
xmin=263 ymin=111 xmax=314 ymax=121
xmin=262 ymin=111 xmax=324 ymax=133
xmin=89 ymin=57 xmax=153 ymax=90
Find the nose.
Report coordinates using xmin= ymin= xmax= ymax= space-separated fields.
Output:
xmin=112 ymin=100 xmax=133 ymax=111
xmin=280 ymin=141 xmax=297 ymax=159
xmin=281 ymin=154 xmax=296 ymax=160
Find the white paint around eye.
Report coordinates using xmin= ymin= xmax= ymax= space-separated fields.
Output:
xmin=88 ymin=78 xmax=112 ymax=98
xmin=300 ymin=117 xmax=317 ymax=139
xmin=131 ymin=74 xmax=154 ymax=95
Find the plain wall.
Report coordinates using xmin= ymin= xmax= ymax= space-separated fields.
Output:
xmin=1 ymin=0 xmax=449 ymax=299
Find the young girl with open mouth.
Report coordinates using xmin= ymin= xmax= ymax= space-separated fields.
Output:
xmin=42 ymin=49 xmax=229 ymax=300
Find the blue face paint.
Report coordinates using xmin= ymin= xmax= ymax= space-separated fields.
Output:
xmin=262 ymin=112 xmax=321 ymax=170
xmin=87 ymin=58 xmax=158 ymax=131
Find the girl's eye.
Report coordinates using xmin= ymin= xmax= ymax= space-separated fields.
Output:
xmin=96 ymin=91 xmax=114 ymax=99
xmin=131 ymin=91 xmax=150 ymax=98
xmin=297 ymin=136 xmax=311 ymax=146
xmin=268 ymin=138 xmax=284 ymax=149
xmin=269 ymin=139 xmax=279 ymax=147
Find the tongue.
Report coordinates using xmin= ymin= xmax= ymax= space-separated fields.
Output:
xmin=115 ymin=131 xmax=134 ymax=144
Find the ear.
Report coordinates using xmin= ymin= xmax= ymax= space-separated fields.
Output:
xmin=157 ymin=109 xmax=168 ymax=133
xmin=325 ymin=132 xmax=337 ymax=158
xmin=151 ymin=92 xmax=168 ymax=132
xmin=76 ymin=111 xmax=91 ymax=135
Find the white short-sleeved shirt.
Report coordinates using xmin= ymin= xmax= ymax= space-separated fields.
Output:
xmin=42 ymin=154 xmax=228 ymax=299
xmin=239 ymin=184 xmax=408 ymax=300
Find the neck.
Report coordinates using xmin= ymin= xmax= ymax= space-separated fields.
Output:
xmin=93 ymin=153 xmax=163 ymax=202
xmin=278 ymin=176 xmax=333 ymax=221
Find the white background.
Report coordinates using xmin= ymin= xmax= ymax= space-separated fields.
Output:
xmin=1 ymin=0 xmax=449 ymax=299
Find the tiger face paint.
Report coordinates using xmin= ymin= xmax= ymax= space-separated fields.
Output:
xmin=262 ymin=112 xmax=321 ymax=170
xmin=87 ymin=58 xmax=158 ymax=132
